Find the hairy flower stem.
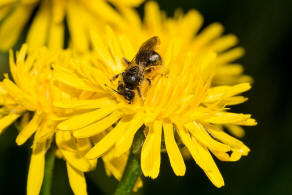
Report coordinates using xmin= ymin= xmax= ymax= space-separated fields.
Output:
xmin=41 ymin=147 xmax=56 ymax=195
xmin=114 ymin=126 xmax=145 ymax=195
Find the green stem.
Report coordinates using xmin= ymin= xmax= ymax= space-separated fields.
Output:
xmin=41 ymin=147 xmax=56 ymax=195
xmin=114 ymin=126 xmax=145 ymax=195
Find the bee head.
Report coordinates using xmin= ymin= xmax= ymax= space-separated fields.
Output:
xmin=124 ymin=90 xmax=135 ymax=102
xmin=117 ymin=83 xmax=135 ymax=102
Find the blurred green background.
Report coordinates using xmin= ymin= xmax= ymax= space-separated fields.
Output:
xmin=1 ymin=0 xmax=292 ymax=194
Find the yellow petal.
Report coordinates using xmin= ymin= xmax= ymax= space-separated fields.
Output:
xmin=109 ymin=0 xmax=144 ymax=7
xmin=34 ymin=120 xmax=54 ymax=143
xmin=48 ymin=20 xmax=64 ymax=49
xmin=204 ymin=83 xmax=251 ymax=104
xmin=48 ymin=0 xmax=65 ymax=49
xmin=75 ymin=137 xmax=92 ymax=153
xmin=2 ymin=79 xmax=36 ymax=110
xmin=73 ymin=111 xmax=122 ymax=138
xmin=212 ymin=150 xmax=242 ymax=162
xmin=86 ymin=118 xmax=127 ymax=159
xmin=51 ymin=0 xmax=65 ymax=23
xmin=62 ymin=149 xmax=92 ymax=172
xmin=19 ymin=112 xmax=31 ymax=129
xmin=225 ymin=125 xmax=245 ymax=138
xmin=236 ymin=118 xmax=257 ymax=126
xmin=0 ymin=113 xmax=21 ymax=133
xmin=105 ymin=26 xmax=124 ymax=69
xmin=27 ymin=142 xmax=46 ymax=195
xmin=210 ymin=34 xmax=238 ymax=52
xmin=223 ymin=96 xmax=248 ymax=106
xmin=53 ymin=68 xmax=97 ymax=92
xmin=55 ymin=131 xmax=76 ymax=152
xmin=84 ymin=0 xmax=125 ymax=28
xmin=118 ymin=7 xmax=141 ymax=35
xmin=177 ymin=125 xmax=224 ymax=188
xmin=181 ymin=10 xmax=203 ymax=38
xmin=67 ymin=0 xmax=89 ymax=52
xmin=144 ymin=1 xmax=161 ymax=34
xmin=26 ymin=0 xmax=50 ymax=50
xmin=214 ymin=47 xmax=245 ymax=65
xmin=215 ymin=64 xmax=243 ymax=76
xmin=210 ymin=129 xmax=250 ymax=156
xmin=90 ymin=30 xmax=119 ymax=73
xmin=57 ymin=106 xmax=116 ymax=130
xmin=163 ymin=122 xmax=186 ymax=176
xmin=0 ymin=5 xmax=34 ymax=50
xmin=0 ymin=6 xmax=11 ymax=21
xmin=185 ymin=122 xmax=230 ymax=152
xmin=192 ymin=23 xmax=224 ymax=50
xmin=16 ymin=113 xmax=41 ymax=145
xmin=102 ymin=150 xmax=128 ymax=179
xmin=141 ymin=121 xmax=162 ymax=179
xmin=66 ymin=162 xmax=87 ymax=195
xmin=114 ymin=112 xmax=144 ymax=157
xmin=191 ymin=137 xmax=224 ymax=188
xmin=226 ymin=83 xmax=251 ymax=97
xmin=206 ymin=112 xmax=253 ymax=125
xmin=54 ymin=98 xmax=113 ymax=109
xmin=133 ymin=177 xmax=143 ymax=192
xmin=56 ymin=132 xmax=92 ymax=172
xmin=0 ymin=0 xmax=18 ymax=7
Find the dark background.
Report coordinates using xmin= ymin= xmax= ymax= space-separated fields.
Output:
xmin=1 ymin=0 xmax=292 ymax=194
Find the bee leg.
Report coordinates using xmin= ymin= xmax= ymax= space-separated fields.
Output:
xmin=111 ymin=73 xmax=121 ymax=82
xmin=137 ymin=87 xmax=142 ymax=97
xmin=157 ymin=66 xmax=169 ymax=77
xmin=122 ymin=57 xmax=131 ymax=66
xmin=146 ymin=78 xmax=151 ymax=86
xmin=136 ymin=87 xmax=145 ymax=101
xmin=105 ymin=84 xmax=120 ymax=95
xmin=145 ymin=67 xmax=154 ymax=74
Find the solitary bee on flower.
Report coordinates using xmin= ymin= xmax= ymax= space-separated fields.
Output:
xmin=54 ymin=27 xmax=257 ymax=189
xmin=111 ymin=36 xmax=162 ymax=103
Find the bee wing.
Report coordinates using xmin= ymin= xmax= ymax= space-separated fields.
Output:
xmin=131 ymin=36 xmax=160 ymax=64
xmin=138 ymin=36 xmax=160 ymax=52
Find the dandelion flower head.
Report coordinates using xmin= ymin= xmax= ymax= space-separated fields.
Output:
xmin=0 ymin=45 xmax=134 ymax=195
xmin=55 ymin=24 xmax=257 ymax=187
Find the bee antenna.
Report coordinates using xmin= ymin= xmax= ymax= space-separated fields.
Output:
xmin=104 ymin=84 xmax=120 ymax=94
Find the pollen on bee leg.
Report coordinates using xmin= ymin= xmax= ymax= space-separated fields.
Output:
xmin=139 ymin=78 xmax=152 ymax=98
xmin=149 ymin=65 xmax=168 ymax=78
xmin=159 ymin=66 xmax=169 ymax=78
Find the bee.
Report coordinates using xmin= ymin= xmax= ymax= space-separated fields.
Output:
xmin=111 ymin=36 xmax=162 ymax=103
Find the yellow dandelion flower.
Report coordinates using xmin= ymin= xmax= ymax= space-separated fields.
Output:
xmin=113 ymin=1 xmax=252 ymax=84
xmin=55 ymin=27 xmax=257 ymax=188
xmin=0 ymin=0 xmax=143 ymax=52
xmin=0 ymin=45 xmax=132 ymax=195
